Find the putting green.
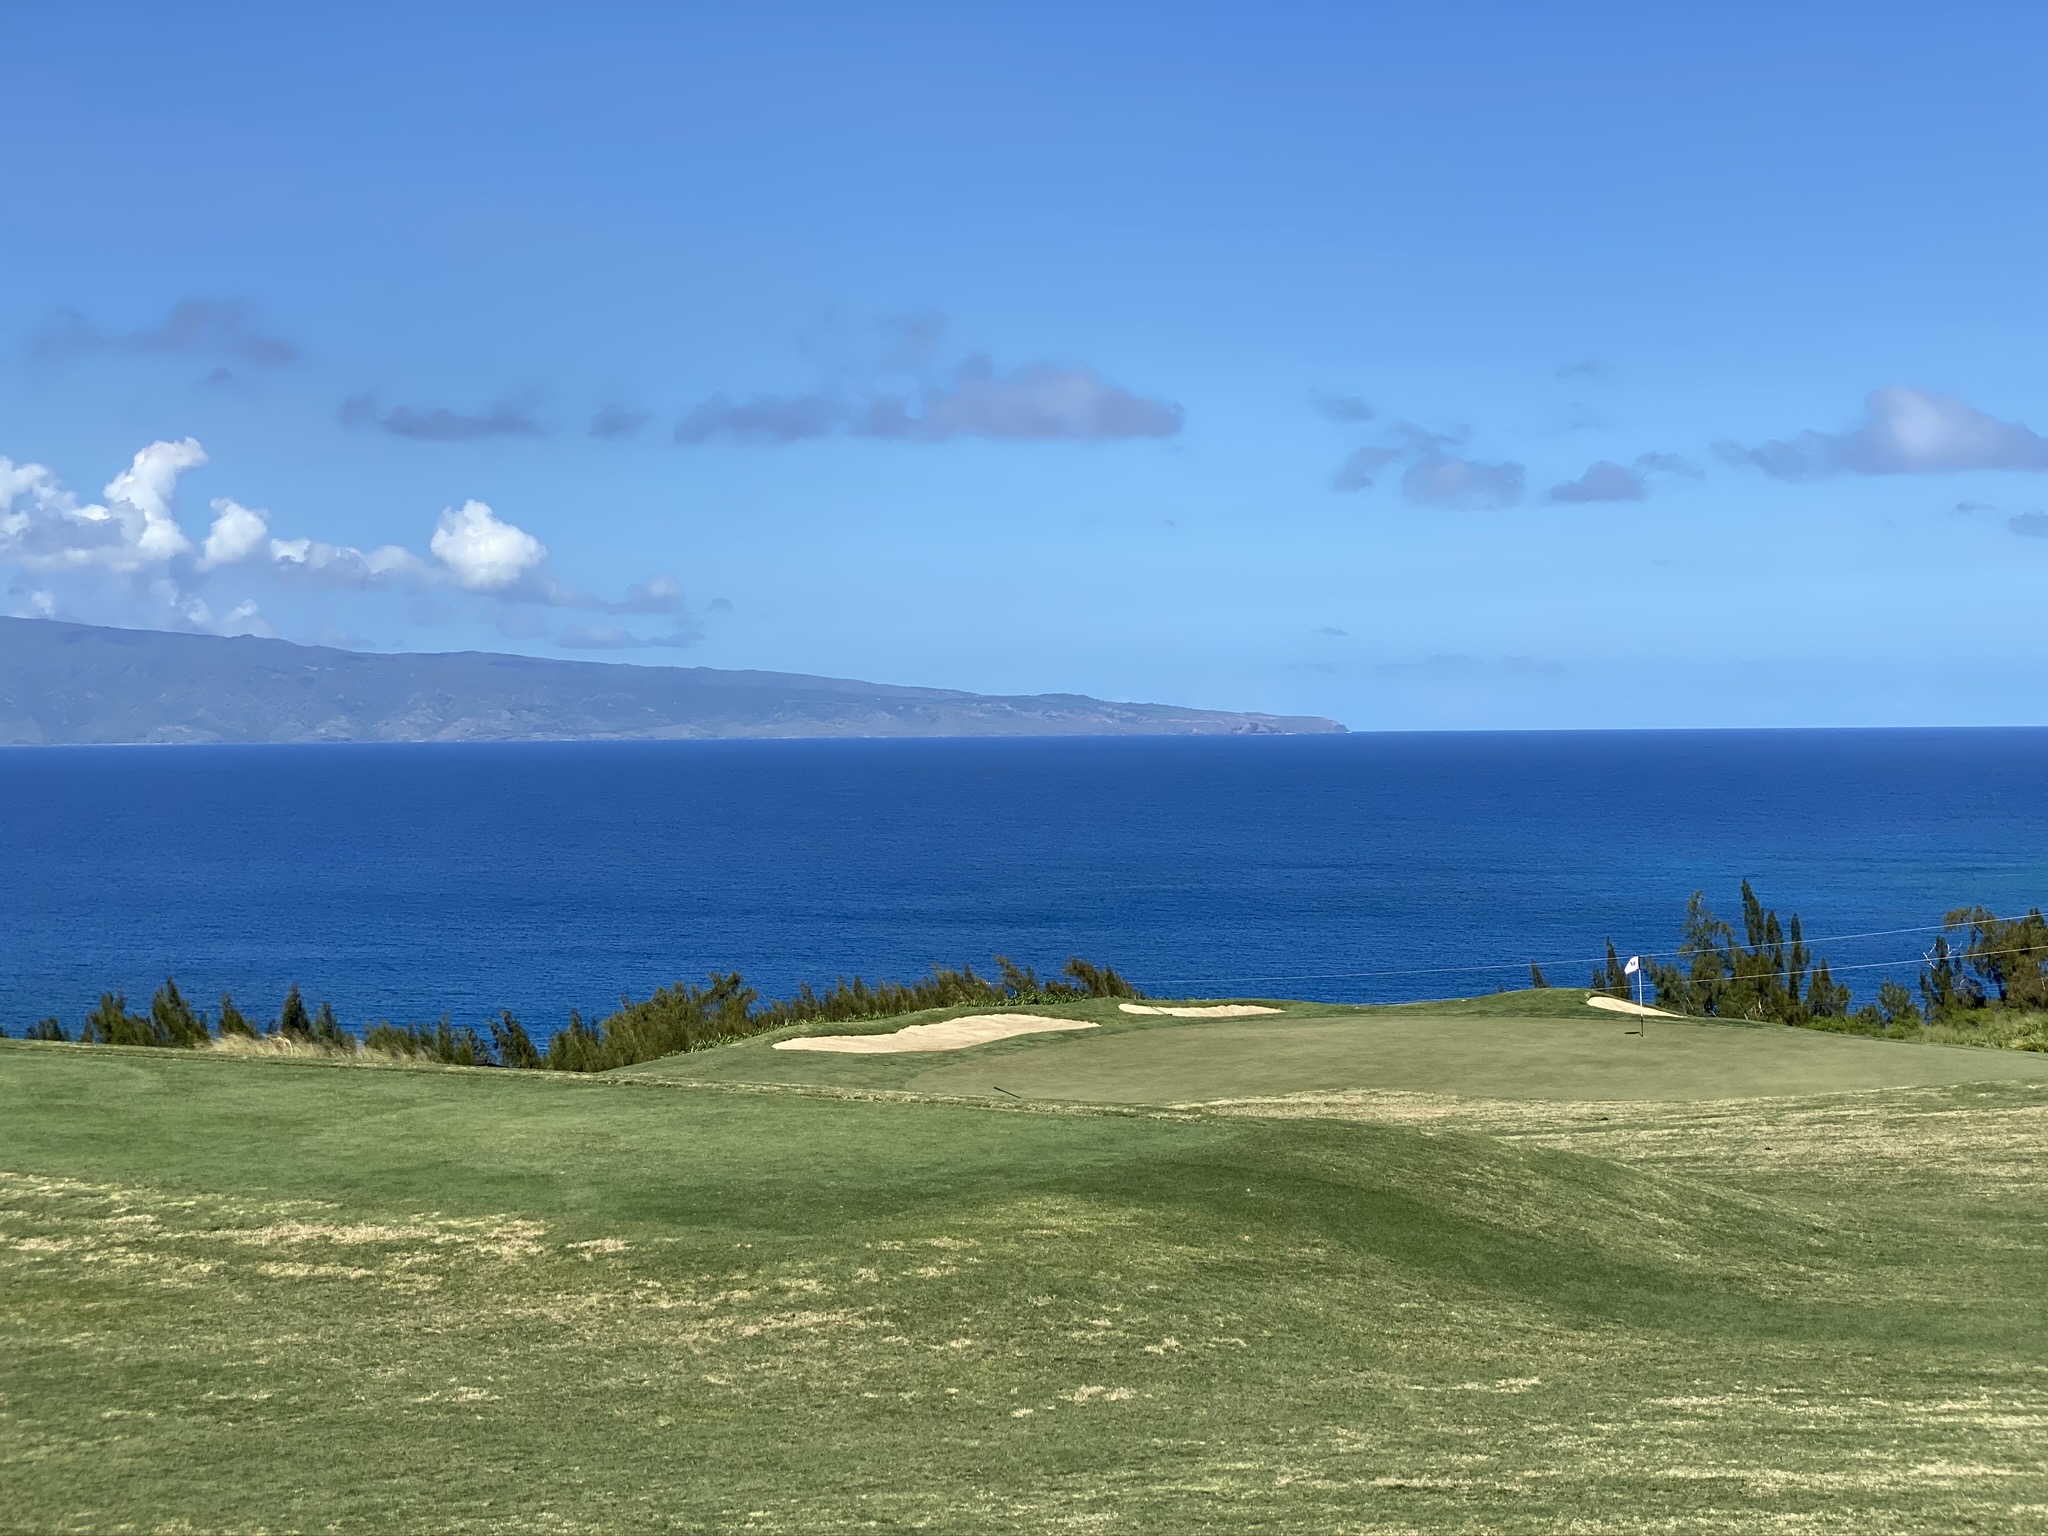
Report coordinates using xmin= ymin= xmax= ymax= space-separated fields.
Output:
xmin=646 ymin=998 xmax=2048 ymax=1105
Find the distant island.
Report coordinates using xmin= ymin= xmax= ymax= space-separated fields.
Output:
xmin=0 ymin=617 xmax=1346 ymax=745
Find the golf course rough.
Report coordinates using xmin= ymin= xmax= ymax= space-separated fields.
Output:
xmin=4 ymin=992 xmax=2047 ymax=1533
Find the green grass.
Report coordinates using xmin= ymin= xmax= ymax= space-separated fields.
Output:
xmin=4 ymin=1002 xmax=2048 ymax=1533
xmin=632 ymin=989 xmax=2048 ymax=1103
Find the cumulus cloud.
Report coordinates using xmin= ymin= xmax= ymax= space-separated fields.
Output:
xmin=199 ymin=499 xmax=270 ymax=569
xmin=31 ymin=300 xmax=298 ymax=369
xmin=5 ymin=438 xmax=690 ymax=640
xmin=271 ymin=537 xmax=431 ymax=587
xmin=106 ymin=440 xmax=207 ymax=564
xmin=216 ymin=599 xmax=275 ymax=638
xmin=429 ymin=500 xmax=548 ymax=591
xmin=341 ymin=394 xmax=545 ymax=442
xmin=589 ymin=405 xmax=649 ymax=440
xmin=1718 ymin=387 xmax=2048 ymax=480
xmin=0 ymin=439 xmax=207 ymax=573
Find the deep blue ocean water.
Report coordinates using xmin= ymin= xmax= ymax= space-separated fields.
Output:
xmin=3 ymin=731 xmax=2045 ymax=1039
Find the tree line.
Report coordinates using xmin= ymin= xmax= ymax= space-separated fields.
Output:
xmin=6 ymin=956 xmax=1144 ymax=1071
xmin=1578 ymin=881 xmax=2048 ymax=1042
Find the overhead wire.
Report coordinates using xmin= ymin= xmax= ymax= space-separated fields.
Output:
xmin=1154 ymin=912 xmax=2041 ymax=991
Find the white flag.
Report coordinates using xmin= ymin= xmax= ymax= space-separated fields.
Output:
xmin=1624 ymin=955 xmax=1641 ymax=975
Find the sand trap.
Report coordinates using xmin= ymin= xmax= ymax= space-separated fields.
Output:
xmin=1586 ymin=994 xmax=1678 ymax=1019
xmin=1119 ymin=1003 xmax=1284 ymax=1018
xmin=772 ymin=1014 xmax=1099 ymax=1054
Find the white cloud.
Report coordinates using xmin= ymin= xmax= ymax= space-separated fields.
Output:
xmin=200 ymin=498 xmax=270 ymax=568
xmin=269 ymin=537 xmax=430 ymax=587
xmin=5 ymin=439 xmax=680 ymax=636
xmin=219 ymin=599 xmax=275 ymax=637
xmin=0 ymin=439 xmax=207 ymax=574
xmin=429 ymin=499 xmax=547 ymax=591
xmin=105 ymin=439 xmax=206 ymax=565
xmin=1721 ymin=387 xmax=2048 ymax=480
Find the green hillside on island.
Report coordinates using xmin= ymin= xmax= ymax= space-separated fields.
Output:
xmin=6 ymin=989 xmax=2048 ymax=1533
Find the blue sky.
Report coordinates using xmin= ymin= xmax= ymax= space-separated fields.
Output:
xmin=3 ymin=2 xmax=2045 ymax=728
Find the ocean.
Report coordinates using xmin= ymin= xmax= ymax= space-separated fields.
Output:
xmin=3 ymin=730 xmax=2044 ymax=1038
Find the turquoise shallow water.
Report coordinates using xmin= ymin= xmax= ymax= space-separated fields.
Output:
xmin=2 ymin=730 xmax=2044 ymax=1038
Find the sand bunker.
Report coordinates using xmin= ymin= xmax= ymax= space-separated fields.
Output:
xmin=772 ymin=1014 xmax=1100 ymax=1054
xmin=1118 ymin=1003 xmax=1284 ymax=1018
xmin=1586 ymin=994 xmax=1678 ymax=1019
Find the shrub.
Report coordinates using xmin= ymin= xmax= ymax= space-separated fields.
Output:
xmin=217 ymin=994 xmax=257 ymax=1040
xmin=80 ymin=992 xmax=158 ymax=1047
xmin=150 ymin=978 xmax=211 ymax=1048
xmin=491 ymin=1011 xmax=541 ymax=1070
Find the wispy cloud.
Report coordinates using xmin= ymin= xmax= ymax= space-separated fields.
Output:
xmin=1402 ymin=454 xmax=1524 ymax=510
xmin=1329 ymin=445 xmax=1400 ymax=492
xmin=1717 ymin=387 xmax=2048 ymax=480
xmin=672 ymin=318 xmax=1182 ymax=447
xmin=1547 ymin=452 xmax=1698 ymax=504
xmin=674 ymin=391 xmax=841 ymax=446
xmin=1370 ymin=653 xmax=1564 ymax=680
xmin=1548 ymin=460 xmax=1647 ymax=503
xmin=588 ymin=405 xmax=650 ymax=440
xmin=2009 ymin=512 xmax=2048 ymax=539
xmin=341 ymin=394 xmax=545 ymax=442
xmin=1314 ymin=393 xmax=1376 ymax=423
xmin=554 ymin=620 xmax=703 ymax=650
xmin=863 ymin=359 xmax=1183 ymax=442
xmin=1633 ymin=451 xmax=1700 ymax=478
xmin=1325 ymin=418 xmax=1525 ymax=508
xmin=30 ymin=300 xmax=299 ymax=370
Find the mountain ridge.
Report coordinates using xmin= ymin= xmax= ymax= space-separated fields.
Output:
xmin=0 ymin=617 xmax=1346 ymax=744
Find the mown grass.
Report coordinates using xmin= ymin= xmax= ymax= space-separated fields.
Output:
xmin=3 ymin=1034 xmax=2047 ymax=1532
xmin=635 ymin=990 xmax=2048 ymax=1103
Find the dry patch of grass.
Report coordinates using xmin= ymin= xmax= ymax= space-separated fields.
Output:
xmin=6 ymin=1048 xmax=2048 ymax=1531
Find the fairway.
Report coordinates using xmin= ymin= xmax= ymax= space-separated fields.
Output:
xmin=5 ymin=1005 xmax=2048 ymax=1532
xmin=638 ymin=991 xmax=2048 ymax=1104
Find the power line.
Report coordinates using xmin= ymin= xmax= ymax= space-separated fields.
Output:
xmin=1159 ymin=917 xmax=2041 ymax=991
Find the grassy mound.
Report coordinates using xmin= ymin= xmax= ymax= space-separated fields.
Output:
xmin=4 ymin=1012 xmax=2047 ymax=1530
